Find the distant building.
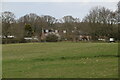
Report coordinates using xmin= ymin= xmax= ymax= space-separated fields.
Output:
xmin=109 ymin=38 xmax=115 ymax=42
xmin=40 ymin=29 xmax=61 ymax=41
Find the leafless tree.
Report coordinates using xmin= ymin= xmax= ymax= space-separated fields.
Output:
xmin=2 ymin=11 xmax=15 ymax=43
xmin=18 ymin=13 xmax=42 ymax=41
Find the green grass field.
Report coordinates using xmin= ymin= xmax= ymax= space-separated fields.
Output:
xmin=2 ymin=42 xmax=118 ymax=78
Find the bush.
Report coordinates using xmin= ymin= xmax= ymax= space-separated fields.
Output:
xmin=2 ymin=38 xmax=26 ymax=44
xmin=46 ymin=34 xmax=58 ymax=42
xmin=2 ymin=38 xmax=20 ymax=44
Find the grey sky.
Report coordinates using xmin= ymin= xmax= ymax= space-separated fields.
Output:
xmin=2 ymin=2 xmax=118 ymax=20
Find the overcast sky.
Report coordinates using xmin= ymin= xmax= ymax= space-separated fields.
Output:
xmin=2 ymin=1 xmax=119 ymax=20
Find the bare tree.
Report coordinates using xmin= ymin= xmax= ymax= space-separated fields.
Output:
xmin=18 ymin=13 xmax=42 ymax=41
xmin=118 ymin=1 xmax=120 ymax=13
xmin=83 ymin=6 xmax=111 ymax=24
xmin=83 ymin=6 xmax=116 ymax=40
xmin=41 ymin=15 xmax=57 ymax=29
xmin=117 ymin=1 xmax=120 ymax=40
xmin=2 ymin=11 xmax=15 ymax=43
xmin=60 ymin=16 xmax=80 ymax=41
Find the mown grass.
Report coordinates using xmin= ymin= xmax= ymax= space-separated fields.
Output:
xmin=2 ymin=42 xmax=118 ymax=78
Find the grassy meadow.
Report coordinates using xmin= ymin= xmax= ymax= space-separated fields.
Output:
xmin=2 ymin=42 xmax=118 ymax=78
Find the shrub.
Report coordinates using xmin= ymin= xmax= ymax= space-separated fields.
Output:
xmin=46 ymin=34 xmax=58 ymax=42
xmin=2 ymin=38 xmax=20 ymax=44
xmin=2 ymin=38 xmax=27 ymax=44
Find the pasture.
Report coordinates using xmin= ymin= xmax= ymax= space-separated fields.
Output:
xmin=2 ymin=42 xmax=118 ymax=78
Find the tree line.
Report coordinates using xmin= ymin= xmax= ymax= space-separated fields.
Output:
xmin=1 ymin=1 xmax=120 ymax=43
